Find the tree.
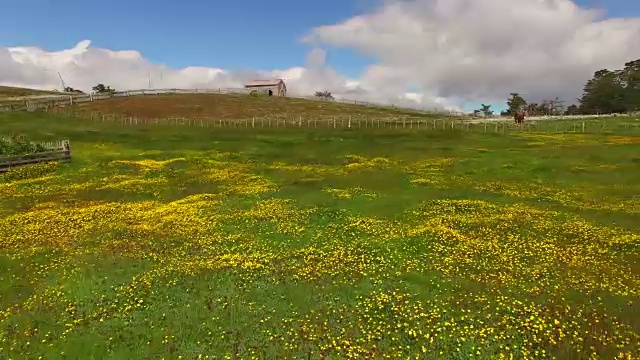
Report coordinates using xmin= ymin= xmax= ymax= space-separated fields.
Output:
xmin=548 ymin=97 xmax=565 ymax=115
xmin=505 ymin=93 xmax=527 ymax=115
xmin=480 ymin=104 xmax=493 ymax=117
xmin=315 ymin=91 xmax=334 ymax=100
xmin=64 ymin=86 xmax=83 ymax=93
xmin=564 ymin=104 xmax=579 ymax=115
xmin=525 ymin=103 xmax=540 ymax=116
xmin=621 ymin=59 xmax=640 ymax=112
xmin=92 ymin=84 xmax=115 ymax=94
xmin=577 ymin=60 xmax=640 ymax=114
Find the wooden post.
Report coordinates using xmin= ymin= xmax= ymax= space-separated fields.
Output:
xmin=252 ymin=117 xmax=255 ymax=128
xmin=348 ymin=116 xmax=351 ymax=128
xmin=582 ymin=122 xmax=585 ymax=133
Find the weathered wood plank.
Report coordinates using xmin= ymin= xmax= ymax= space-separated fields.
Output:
xmin=0 ymin=140 xmax=72 ymax=171
xmin=0 ymin=155 xmax=71 ymax=168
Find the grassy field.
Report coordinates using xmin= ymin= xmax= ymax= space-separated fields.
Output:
xmin=0 ymin=86 xmax=61 ymax=99
xmin=0 ymin=112 xmax=639 ymax=359
xmin=70 ymin=93 xmax=440 ymax=121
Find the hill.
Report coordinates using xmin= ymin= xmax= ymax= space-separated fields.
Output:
xmin=0 ymin=85 xmax=61 ymax=98
xmin=72 ymin=93 xmax=448 ymax=120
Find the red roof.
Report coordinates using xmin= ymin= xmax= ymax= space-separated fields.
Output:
xmin=244 ymin=79 xmax=284 ymax=87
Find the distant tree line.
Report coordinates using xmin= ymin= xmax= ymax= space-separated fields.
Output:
xmin=61 ymin=83 xmax=117 ymax=94
xmin=315 ymin=91 xmax=334 ymax=100
xmin=499 ymin=58 xmax=639 ymax=116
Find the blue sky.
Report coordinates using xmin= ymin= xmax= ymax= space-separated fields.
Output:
xmin=0 ymin=0 xmax=638 ymax=112
xmin=0 ymin=0 xmax=380 ymax=78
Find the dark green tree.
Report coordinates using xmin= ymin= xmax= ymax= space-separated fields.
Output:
xmin=505 ymin=93 xmax=527 ymax=115
xmin=64 ymin=86 xmax=84 ymax=93
xmin=480 ymin=104 xmax=493 ymax=117
xmin=564 ymin=104 xmax=579 ymax=115
xmin=92 ymin=84 xmax=115 ymax=94
xmin=577 ymin=60 xmax=640 ymax=114
xmin=315 ymin=91 xmax=334 ymax=100
xmin=578 ymin=70 xmax=626 ymax=114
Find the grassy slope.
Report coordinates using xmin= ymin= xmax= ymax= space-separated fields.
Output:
xmin=72 ymin=93 xmax=445 ymax=120
xmin=0 ymin=85 xmax=61 ymax=98
xmin=0 ymin=112 xmax=639 ymax=359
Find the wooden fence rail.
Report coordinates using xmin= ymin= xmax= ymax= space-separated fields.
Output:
xmin=0 ymin=140 xmax=71 ymax=172
xmin=38 ymin=108 xmax=640 ymax=135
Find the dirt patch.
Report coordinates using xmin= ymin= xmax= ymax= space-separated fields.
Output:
xmin=73 ymin=93 xmax=430 ymax=120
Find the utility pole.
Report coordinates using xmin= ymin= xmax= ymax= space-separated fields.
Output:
xmin=58 ymin=72 xmax=67 ymax=91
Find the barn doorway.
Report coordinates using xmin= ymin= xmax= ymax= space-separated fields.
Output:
xmin=268 ymin=90 xmax=273 ymax=96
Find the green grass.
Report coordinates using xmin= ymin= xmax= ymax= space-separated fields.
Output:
xmin=1 ymin=112 xmax=639 ymax=359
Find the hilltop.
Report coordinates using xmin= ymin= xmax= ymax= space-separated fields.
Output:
xmin=71 ymin=93 xmax=448 ymax=120
xmin=0 ymin=85 xmax=62 ymax=98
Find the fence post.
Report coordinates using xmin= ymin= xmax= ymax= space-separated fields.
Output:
xmin=252 ymin=117 xmax=255 ymax=128
xmin=348 ymin=116 xmax=351 ymax=129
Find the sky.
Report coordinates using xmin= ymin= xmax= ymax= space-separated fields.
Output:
xmin=1 ymin=0 xmax=639 ymax=112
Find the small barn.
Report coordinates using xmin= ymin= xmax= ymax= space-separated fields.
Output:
xmin=244 ymin=79 xmax=287 ymax=96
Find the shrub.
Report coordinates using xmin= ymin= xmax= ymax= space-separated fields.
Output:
xmin=0 ymin=135 xmax=47 ymax=156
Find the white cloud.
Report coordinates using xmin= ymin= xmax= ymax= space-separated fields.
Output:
xmin=5 ymin=0 xmax=633 ymax=113
xmin=0 ymin=40 xmax=459 ymax=112
xmin=304 ymin=0 xmax=640 ymax=106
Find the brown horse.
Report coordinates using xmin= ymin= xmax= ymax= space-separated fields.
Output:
xmin=514 ymin=111 xmax=526 ymax=124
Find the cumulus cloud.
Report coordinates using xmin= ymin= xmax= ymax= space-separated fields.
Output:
xmin=0 ymin=40 xmax=460 ymax=112
xmin=304 ymin=0 xmax=640 ymax=105
xmin=4 ymin=0 xmax=636 ymax=112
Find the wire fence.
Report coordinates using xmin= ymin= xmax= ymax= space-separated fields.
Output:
xmin=44 ymin=109 xmax=640 ymax=135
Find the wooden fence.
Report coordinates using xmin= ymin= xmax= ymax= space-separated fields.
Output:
xmin=0 ymin=87 xmax=462 ymax=116
xmin=40 ymin=109 xmax=640 ymax=134
xmin=0 ymin=140 xmax=71 ymax=173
